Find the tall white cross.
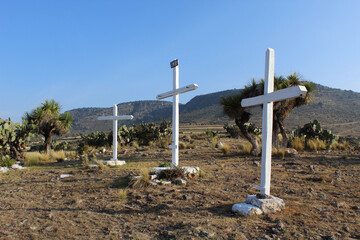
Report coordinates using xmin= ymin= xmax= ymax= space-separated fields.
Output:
xmin=156 ymin=59 xmax=198 ymax=167
xmin=97 ymin=104 xmax=133 ymax=163
xmin=241 ymin=48 xmax=307 ymax=196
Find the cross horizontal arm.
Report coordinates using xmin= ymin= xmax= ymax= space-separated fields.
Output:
xmin=156 ymin=84 xmax=198 ymax=100
xmin=241 ymin=86 xmax=307 ymax=107
xmin=97 ymin=115 xmax=134 ymax=121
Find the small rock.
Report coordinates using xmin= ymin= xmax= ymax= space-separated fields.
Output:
xmin=318 ymin=193 xmax=326 ymax=199
xmin=160 ymin=181 xmax=172 ymax=186
xmin=284 ymin=148 xmax=298 ymax=157
xmin=276 ymin=220 xmax=285 ymax=229
xmin=149 ymin=175 xmax=157 ymax=180
xmin=0 ymin=167 xmax=9 ymax=173
xmin=343 ymin=226 xmax=350 ymax=232
xmin=216 ymin=142 xmax=224 ymax=148
xmin=253 ymin=161 xmax=260 ymax=167
xmin=60 ymin=174 xmax=72 ymax=178
xmin=11 ymin=164 xmax=25 ymax=169
xmin=173 ymin=178 xmax=187 ymax=186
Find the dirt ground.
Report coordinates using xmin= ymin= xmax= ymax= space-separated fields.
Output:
xmin=0 ymin=137 xmax=360 ymax=239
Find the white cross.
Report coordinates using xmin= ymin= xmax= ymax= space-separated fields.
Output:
xmin=156 ymin=59 xmax=198 ymax=167
xmin=97 ymin=104 xmax=133 ymax=163
xmin=241 ymin=48 xmax=307 ymax=195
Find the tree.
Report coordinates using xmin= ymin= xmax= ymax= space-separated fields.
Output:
xmin=220 ymin=85 xmax=261 ymax=156
xmin=25 ymin=99 xmax=73 ymax=153
xmin=242 ymin=73 xmax=314 ymax=147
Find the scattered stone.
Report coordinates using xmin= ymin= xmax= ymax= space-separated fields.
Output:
xmin=253 ymin=161 xmax=260 ymax=167
xmin=232 ymin=203 xmax=263 ymax=216
xmin=60 ymin=174 xmax=72 ymax=179
xmin=173 ymin=178 xmax=187 ymax=186
xmin=284 ymin=148 xmax=298 ymax=157
xmin=343 ymin=226 xmax=350 ymax=232
xmin=216 ymin=142 xmax=224 ymax=148
xmin=11 ymin=163 xmax=25 ymax=169
xmin=160 ymin=181 xmax=172 ymax=186
xmin=245 ymin=195 xmax=285 ymax=213
xmin=318 ymin=193 xmax=326 ymax=199
xmin=0 ymin=167 xmax=9 ymax=173
xmin=149 ymin=175 xmax=157 ymax=180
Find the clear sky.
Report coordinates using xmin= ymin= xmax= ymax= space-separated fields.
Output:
xmin=1 ymin=1 xmax=359 ymax=123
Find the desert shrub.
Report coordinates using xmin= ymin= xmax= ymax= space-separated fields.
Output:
xmin=130 ymin=168 xmax=150 ymax=189
xmin=155 ymin=136 xmax=172 ymax=149
xmin=118 ymin=189 xmax=127 ymax=202
xmin=53 ymin=141 xmax=69 ymax=151
xmin=290 ymin=120 xmax=338 ymax=150
xmin=220 ymin=143 xmax=230 ymax=154
xmin=205 ymin=129 xmax=217 ymax=138
xmin=0 ymin=155 xmax=16 ymax=167
xmin=272 ymin=148 xmax=286 ymax=159
xmin=158 ymin=162 xmax=172 ymax=167
xmin=24 ymin=152 xmax=50 ymax=166
xmin=118 ymin=125 xmax=136 ymax=145
xmin=157 ymin=166 xmax=185 ymax=180
xmin=65 ymin=151 xmax=77 ymax=159
xmin=50 ymin=150 xmax=66 ymax=161
xmin=289 ymin=136 xmax=305 ymax=151
xmin=331 ymin=141 xmax=349 ymax=150
xmin=238 ymin=142 xmax=252 ymax=154
xmin=223 ymin=124 xmax=241 ymax=138
xmin=179 ymin=141 xmax=187 ymax=149
xmin=81 ymin=131 xmax=111 ymax=148
xmin=307 ymin=139 xmax=327 ymax=151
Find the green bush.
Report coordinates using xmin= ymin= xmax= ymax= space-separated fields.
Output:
xmin=0 ymin=118 xmax=34 ymax=161
xmin=223 ymin=123 xmax=261 ymax=138
xmin=80 ymin=131 xmax=111 ymax=148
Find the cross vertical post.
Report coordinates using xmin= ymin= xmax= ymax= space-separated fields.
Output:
xmin=112 ymin=104 xmax=118 ymax=161
xmin=172 ymin=61 xmax=180 ymax=167
xmin=259 ymin=48 xmax=275 ymax=195
xmin=156 ymin=59 xmax=198 ymax=168
xmin=97 ymin=105 xmax=134 ymax=165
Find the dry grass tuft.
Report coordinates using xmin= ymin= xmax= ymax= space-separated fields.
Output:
xmin=179 ymin=141 xmax=187 ymax=149
xmin=331 ymin=141 xmax=349 ymax=151
xmin=50 ymin=150 xmax=66 ymax=162
xmin=238 ymin=142 xmax=252 ymax=155
xmin=307 ymin=139 xmax=327 ymax=151
xmin=24 ymin=152 xmax=49 ymax=166
xmin=272 ymin=148 xmax=286 ymax=159
xmin=118 ymin=189 xmax=127 ymax=202
xmin=220 ymin=143 xmax=230 ymax=154
xmin=290 ymin=137 xmax=305 ymax=151
xmin=130 ymin=168 xmax=150 ymax=189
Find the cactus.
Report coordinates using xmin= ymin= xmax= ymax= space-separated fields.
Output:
xmin=0 ymin=118 xmax=34 ymax=164
xmin=290 ymin=119 xmax=338 ymax=149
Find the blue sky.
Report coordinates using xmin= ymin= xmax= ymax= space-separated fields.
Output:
xmin=1 ymin=1 xmax=359 ymax=123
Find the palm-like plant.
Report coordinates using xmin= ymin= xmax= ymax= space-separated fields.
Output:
xmin=25 ymin=99 xmax=73 ymax=153
xmin=243 ymin=73 xmax=314 ymax=147
xmin=220 ymin=92 xmax=260 ymax=155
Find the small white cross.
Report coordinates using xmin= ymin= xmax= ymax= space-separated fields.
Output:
xmin=241 ymin=48 xmax=307 ymax=195
xmin=156 ymin=59 xmax=198 ymax=167
xmin=97 ymin=104 xmax=133 ymax=163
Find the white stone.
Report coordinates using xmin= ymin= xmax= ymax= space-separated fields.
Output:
xmin=216 ymin=141 xmax=224 ymax=148
xmin=104 ymin=160 xmax=126 ymax=166
xmin=149 ymin=174 xmax=157 ymax=180
xmin=60 ymin=174 xmax=72 ymax=178
xmin=156 ymin=59 xmax=198 ymax=167
xmin=11 ymin=164 xmax=25 ymax=169
xmin=152 ymin=166 xmax=200 ymax=175
xmin=160 ymin=181 xmax=172 ymax=186
xmin=0 ymin=167 xmax=9 ymax=173
xmin=245 ymin=195 xmax=285 ymax=213
xmin=232 ymin=203 xmax=263 ymax=216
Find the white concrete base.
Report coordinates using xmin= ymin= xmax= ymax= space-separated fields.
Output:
xmin=232 ymin=195 xmax=285 ymax=216
xmin=104 ymin=160 xmax=126 ymax=166
xmin=152 ymin=166 xmax=199 ymax=175
xmin=245 ymin=195 xmax=285 ymax=213
xmin=232 ymin=203 xmax=263 ymax=216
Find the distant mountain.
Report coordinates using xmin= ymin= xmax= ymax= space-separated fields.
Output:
xmin=68 ymin=84 xmax=360 ymax=137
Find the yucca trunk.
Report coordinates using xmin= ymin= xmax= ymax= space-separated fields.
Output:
xmin=235 ymin=119 xmax=260 ymax=156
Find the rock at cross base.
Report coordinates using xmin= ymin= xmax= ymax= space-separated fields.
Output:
xmin=245 ymin=195 xmax=285 ymax=213
xmin=232 ymin=203 xmax=263 ymax=216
